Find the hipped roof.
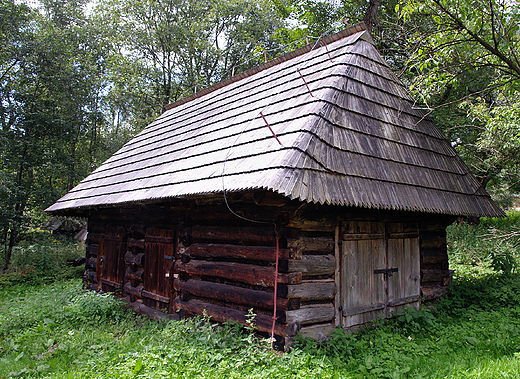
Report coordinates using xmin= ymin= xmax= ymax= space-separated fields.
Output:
xmin=46 ymin=23 xmax=504 ymax=217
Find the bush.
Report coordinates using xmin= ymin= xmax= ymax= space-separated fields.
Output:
xmin=0 ymin=230 xmax=84 ymax=287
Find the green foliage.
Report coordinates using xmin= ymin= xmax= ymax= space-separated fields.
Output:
xmin=0 ymin=231 xmax=84 ymax=287
xmin=447 ymin=211 xmax=520 ymax=276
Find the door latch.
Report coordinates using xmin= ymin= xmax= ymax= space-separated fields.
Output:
xmin=374 ymin=267 xmax=398 ymax=278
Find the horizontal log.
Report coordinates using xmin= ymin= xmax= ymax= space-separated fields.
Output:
xmin=126 ymin=301 xmax=179 ymax=321
xmin=299 ymin=323 xmax=337 ymax=343
xmin=87 ymin=233 xmax=103 ymax=244
xmin=288 ymin=236 xmax=335 ymax=258
xmin=185 ymin=243 xmax=291 ymax=262
xmin=175 ymin=260 xmax=302 ymax=286
xmin=146 ymin=235 xmax=175 ymax=244
xmin=125 ymin=268 xmax=144 ymax=282
xmin=124 ymin=283 xmax=143 ymax=298
xmin=288 ymin=255 xmax=335 ymax=276
xmin=124 ymin=251 xmax=145 ymax=266
xmin=285 ymin=304 xmax=335 ymax=325
xmin=190 ymin=225 xmax=276 ymax=245
xmin=421 ymin=253 xmax=448 ymax=266
xmin=279 ymin=280 xmax=335 ymax=301
xmin=86 ymin=257 xmax=97 ymax=269
xmin=142 ymin=290 xmax=170 ymax=304
xmin=421 ymin=269 xmax=450 ymax=283
xmin=173 ymin=298 xmax=295 ymax=336
xmin=421 ymin=285 xmax=449 ymax=301
xmin=127 ymin=238 xmax=145 ymax=249
xmin=420 ymin=236 xmax=446 ymax=248
xmin=86 ymin=244 xmax=98 ymax=255
xmin=100 ymin=278 xmax=121 ymax=288
xmin=174 ymin=279 xmax=300 ymax=311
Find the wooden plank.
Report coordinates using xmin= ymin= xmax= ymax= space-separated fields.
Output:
xmin=285 ymin=304 xmax=335 ymax=325
xmin=342 ymin=233 xmax=384 ymax=241
xmin=123 ymin=283 xmax=143 ymax=298
xmin=100 ymin=278 xmax=122 ymax=288
xmin=174 ymin=279 xmax=300 ymax=310
xmin=280 ymin=280 xmax=335 ymax=301
xmin=173 ymin=298 xmax=293 ymax=336
xmin=388 ymin=232 xmax=419 ymax=239
xmin=387 ymin=295 xmax=420 ymax=308
xmin=342 ymin=303 xmax=385 ymax=317
xmin=190 ymin=225 xmax=276 ymax=246
xmin=175 ymin=260 xmax=302 ymax=286
xmin=288 ymin=255 xmax=335 ymax=276
xmin=142 ymin=290 xmax=170 ymax=304
xmin=185 ymin=243 xmax=290 ymax=262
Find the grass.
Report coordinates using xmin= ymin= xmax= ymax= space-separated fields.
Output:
xmin=1 ymin=214 xmax=520 ymax=378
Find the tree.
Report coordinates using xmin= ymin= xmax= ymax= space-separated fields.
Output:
xmin=0 ymin=0 xmax=113 ymax=270
xmin=398 ymin=0 xmax=520 ymax=204
xmin=94 ymin=0 xmax=285 ymax=132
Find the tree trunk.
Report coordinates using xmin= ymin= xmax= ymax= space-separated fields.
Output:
xmin=363 ymin=0 xmax=380 ymax=34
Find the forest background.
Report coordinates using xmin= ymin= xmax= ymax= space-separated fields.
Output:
xmin=2 ymin=0 xmax=520 ymax=270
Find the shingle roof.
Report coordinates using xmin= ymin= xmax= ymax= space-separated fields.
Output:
xmin=46 ymin=23 xmax=504 ymax=217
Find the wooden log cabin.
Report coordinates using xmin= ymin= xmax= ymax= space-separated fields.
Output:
xmin=47 ymin=23 xmax=504 ymax=345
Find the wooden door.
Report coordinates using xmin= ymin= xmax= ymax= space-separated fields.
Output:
xmin=386 ymin=223 xmax=421 ymax=312
xmin=340 ymin=221 xmax=420 ymax=328
xmin=97 ymin=227 xmax=126 ymax=291
xmin=143 ymin=228 xmax=175 ymax=310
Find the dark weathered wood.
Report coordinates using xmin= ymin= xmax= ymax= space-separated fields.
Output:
xmin=124 ymin=251 xmax=145 ymax=266
xmin=142 ymin=290 xmax=170 ymax=304
xmin=190 ymin=225 xmax=276 ymax=245
xmin=175 ymin=260 xmax=302 ymax=286
xmin=127 ymin=238 xmax=145 ymax=249
xmin=125 ymin=268 xmax=144 ymax=282
xmin=285 ymin=304 xmax=335 ymax=325
xmin=278 ymin=280 xmax=335 ymax=301
xmin=421 ymin=285 xmax=449 ymax=301
xmin=86 ymin=244 xmax=98 ymax=255
xmin=299 ymin=323 xmax=336 ymax=342
xmin=100 ymin=278 xmax=121 ymax=288
xmin=288 ymin=236 xmax=335 ymax=258
xmin=288 ymin=255 xmax=335 ymax=276
xmin=342 ymin=303 xmax=385 ymax=317
xmin=173 ymin=298 xmax=292 ymax=336
xmin=126 ymin=301 xmax=180 ymax=321
xmin=174 ymin=279 xmax=300 ymax=311
xmin=86 ymin=257 xmax=97 ymax=269
xmin=421 ymin=269 xmax=450 ymax=283
xmin=185 ymin=243 xmax=291 ymax=262
xmin=420 ymin=235 xmax=446 ymax=248
xmin=342 ymin=233 xmax=384 ymax=241
xmin=124 ymin=283 xmax=143 ymax=298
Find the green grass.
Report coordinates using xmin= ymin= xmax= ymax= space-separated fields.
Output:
xmin=1 ymin=215 xmax=520 ymax=378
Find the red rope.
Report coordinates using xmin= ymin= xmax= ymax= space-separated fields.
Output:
xmin=260 ymin=112 xmax=283 ymax=146
xmin=322 ymin=35 xmax=333 ymax=62
xmin=271 ymin=233 xmax=280 ymax=349
xmin=297 ymin=68 xmax=315 ymax=97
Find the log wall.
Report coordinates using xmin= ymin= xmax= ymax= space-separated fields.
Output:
xmin=81 ymin=192 xmax=454 ymax=343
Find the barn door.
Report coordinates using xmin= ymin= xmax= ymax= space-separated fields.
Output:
xmin=97 ymin=227 xmax=126 ymax=292
xmin=340 ymin=221 xmax=420 ymax=328
xmin=143 ymin=228 xmax=175 ymax=311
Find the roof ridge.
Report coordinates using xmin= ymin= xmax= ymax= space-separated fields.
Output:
xmin=164 ymin=22 xmax=369 ymax=111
